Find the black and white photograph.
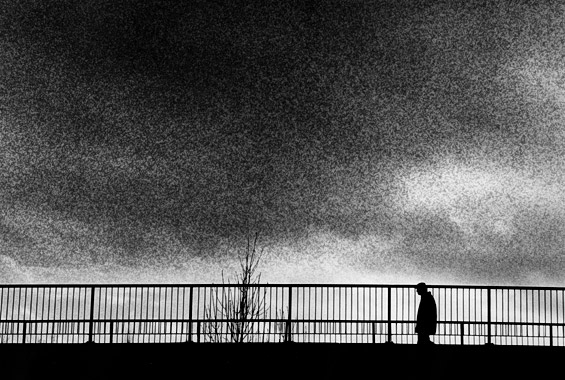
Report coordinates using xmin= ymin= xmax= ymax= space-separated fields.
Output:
xmin=1 ymin=1 xmax=564 ymax=378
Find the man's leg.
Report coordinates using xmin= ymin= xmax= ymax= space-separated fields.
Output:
xmin=417 ymin=333 xmax=430 ymax=344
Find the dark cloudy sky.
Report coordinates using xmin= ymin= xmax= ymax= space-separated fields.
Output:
xmin=1 ymin=1 xmax=564 ymax=285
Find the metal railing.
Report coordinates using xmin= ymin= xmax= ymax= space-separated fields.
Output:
xmin=0 ymin=284 xmax=564 ymax=346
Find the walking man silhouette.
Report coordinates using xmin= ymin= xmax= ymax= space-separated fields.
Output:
xmin=415 ymin=282 xmax=437 ymax=345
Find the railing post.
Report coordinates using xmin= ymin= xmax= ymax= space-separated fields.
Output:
xmin=22 ymin=322 xmax=27 ymax=344
xmin=372 ymin=322 xmax=376 ymax=344
xmin=88 ymin=286 xmax=95 ymax=343
xmin=549 ymin=325 xmax=553 ymax=347
xmin=387 ymin=286 xmax=392 ymax=343
xmin=188 ymin=287 xmax=193 ymax=343
xmin=460 ymin=323 xmax=464 ymax=345
xmin=487 ymin=288 xmax=491 ymax=345
xmin=285 ymin=286 xmax=293 ymax=342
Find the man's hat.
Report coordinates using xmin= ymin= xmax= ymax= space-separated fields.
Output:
xmin=416 ymin=282 xmax=427 ymax=290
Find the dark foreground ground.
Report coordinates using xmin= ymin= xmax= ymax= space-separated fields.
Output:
xmin=1 ymin=342 xmax=563 ymax=379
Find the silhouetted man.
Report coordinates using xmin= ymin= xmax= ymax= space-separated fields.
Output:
xmin=415 ymin=282 xmax=437 ymax=345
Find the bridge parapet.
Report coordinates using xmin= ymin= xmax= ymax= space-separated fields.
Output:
xmin=0 ymin=284 xmax=564 ymax=346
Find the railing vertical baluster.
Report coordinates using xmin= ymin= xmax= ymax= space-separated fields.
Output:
xmin=180 ymin=287 xmax=185 ymax=342
xmin=387 ymin=286 xmax=392 ymax=343
xmin=286 ymin=286 xmax=293 ymax=342
xmin=176 ymin=287 xmax=180 ymax=342
xmin=460 ymin=322 xmax=464 ymax=345
xmin=0 ymin=288 xmax=4 ymax=322
xmin=7 ymin=287 xmax=12 ymax=322
xmin=487 ymin=288 xmax=492 ymax=345
xmin=48 ymin=288 xmax=53 ymax=342
xmin=88 ymin=286 xmax=95 ymax=343
xmin=188 ymin=287 xmax=193 ymax=343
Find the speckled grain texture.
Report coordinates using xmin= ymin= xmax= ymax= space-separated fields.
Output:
xmin=1 ymin=2 xmax=563 ymax=285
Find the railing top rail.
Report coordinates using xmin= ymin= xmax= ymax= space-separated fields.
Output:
xmin=0 ymin=283 xmax=564 ymax=291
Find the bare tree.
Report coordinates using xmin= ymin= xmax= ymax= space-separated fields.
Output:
xmin=204 ymin=232 xmax=269 ymax=342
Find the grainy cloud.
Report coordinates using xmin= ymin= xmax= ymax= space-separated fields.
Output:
xmin=1 ymin=1 xmax=564 ymax=285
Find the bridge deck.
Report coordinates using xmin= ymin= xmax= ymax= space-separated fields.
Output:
xmin=3 ymin=342 xmax=562 ymax=379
